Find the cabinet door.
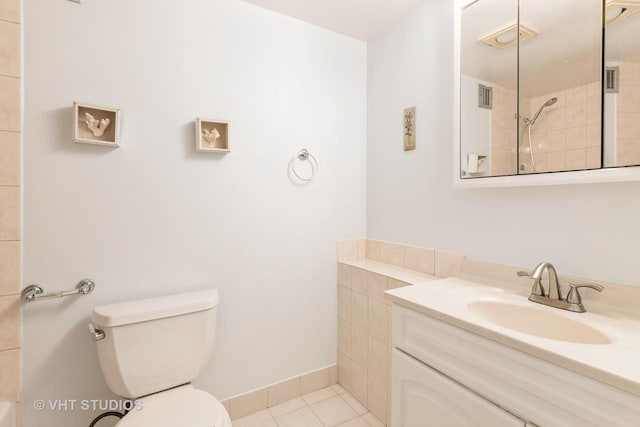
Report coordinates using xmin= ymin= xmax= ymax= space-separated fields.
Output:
xmin=392 ymin=349 xmax=525 ymax=427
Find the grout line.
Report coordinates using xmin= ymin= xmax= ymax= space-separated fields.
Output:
xmin=0 ymin=17 xmax=20 ymax=25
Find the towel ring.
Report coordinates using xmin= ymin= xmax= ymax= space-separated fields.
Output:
xmin=289 ymin=148 xmax=318 ymax=183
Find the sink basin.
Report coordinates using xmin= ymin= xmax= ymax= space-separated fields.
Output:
xmin=468 ymin=300 xmax=612 ymax=345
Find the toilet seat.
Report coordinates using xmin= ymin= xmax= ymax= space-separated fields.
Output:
xmin=115 ymin=384 xmax=231 ymax=427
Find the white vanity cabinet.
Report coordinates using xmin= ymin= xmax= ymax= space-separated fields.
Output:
xmin=390 ymin=303 xmax=639 ymax=427
xmin=393 ymin=348 xmax=525 ymax=426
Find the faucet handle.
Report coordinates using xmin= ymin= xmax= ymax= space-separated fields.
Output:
xmin=516 ymin=270 xmax=544 ymax=296
xmin=566 ymin=283 xmax=604 ymax=305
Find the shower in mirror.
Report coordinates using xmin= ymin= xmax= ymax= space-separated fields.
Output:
xmin=459 ymin=0 xmax=603 ymax=178
xmin=520 ymin=97 xmax=558 ymax=173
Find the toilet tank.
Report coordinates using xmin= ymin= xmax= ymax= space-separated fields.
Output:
xmin=91 ymin=289 xmax=219 ymax=398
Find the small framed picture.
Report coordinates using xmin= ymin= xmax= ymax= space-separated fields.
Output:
xmin=195 ymin=118 xmax=229 ymax=153
xmin=73 ymin=102 xmax=120 ymax=147
xmin=403 ymin=106 xmax=416 ymax=151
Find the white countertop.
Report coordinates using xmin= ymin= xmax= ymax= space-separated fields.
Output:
xmin=385 ymin=276 xmax=640 ymax=398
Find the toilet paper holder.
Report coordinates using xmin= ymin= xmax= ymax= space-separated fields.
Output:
xmin=466 ymin=153 xmax=487 ymax=175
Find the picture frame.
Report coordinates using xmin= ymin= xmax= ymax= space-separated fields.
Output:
xmin=195 ymin=118 xmax=230 ymax=153
xmin=403 ymin=106 xmax=416 ymax=151
xmin=73 ymin=102 xmax=120 ymax=147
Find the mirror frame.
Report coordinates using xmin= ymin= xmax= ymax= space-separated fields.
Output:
xmin=453 ymin=0 xmax=640 ymax=187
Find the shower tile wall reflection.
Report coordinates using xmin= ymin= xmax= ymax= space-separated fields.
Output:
xmin=518 ymin=82 xmax=602 ymax=173
xmin=615 ymin=62 xmax=640 ymax=166
xmin=490 ymin=84 xmax=518 ymax=175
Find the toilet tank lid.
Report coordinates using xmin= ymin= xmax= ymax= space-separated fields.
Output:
xmin=92 ymin=289 xmax=219 ymax=327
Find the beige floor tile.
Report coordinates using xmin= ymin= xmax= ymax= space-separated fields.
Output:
xmin=276 ymin=407 xmax=324 ymax=427
xmin=331 ymin=384 xmax=346 ymax=395
xmin=233 ymin=409 xmax=273 ymax=427
xmin=255 ymin=421 xmax=278 ymax=427
xmin=337 ymin=417 xmax=371 ymax=427
xmin=302 ymin=387 xmax=337 ymax=405
xmin=311 ymin=396 xmax=358 ymax=427
xmin=269 ymin=396 xmax=307 ymax=418
xmin=362 ymin=412 xmax=385 ymax=427
xmin=340 ymin=393 xmax=367 ymax=416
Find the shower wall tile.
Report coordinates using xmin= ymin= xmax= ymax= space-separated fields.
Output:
xmin=0 ymin=348 xmax=19 ymax=401
xmin=619 ymin=62 xmax=639 ymax=86
xmin=0 ymin=186 xmax=19 ymax=240
xmin=566 ymin=126 xmax=586 ymax=149
xmin=0 ymin=76 xmax=19 ymax=131
xmin=0 ymin=295 xmax=19 ymax=350
xmin=565 ymin=149 xmax=586 ymax=170
xmin=616 ymin=62 xmax=640 ymax=166
xmin=587 ymin=123 xmax=600 ymax=147
xmin=586 ymin=99 xmax=601 ymax=125
xmin=587 ymin=81 xmax=600 ymax=99
xmin=618 ymin=113 xmax=640 ymax=140
xmin=547 ymin=151 xmax=566 ymax=172
xmin=0 ymin=20 xmax=19 ymax=78
xmin=0 ymin=0 xmax=20 ymax=23
xmin=0 ymin=131 xmax=20 ymax=186
xmin=546 ymin=129 xmax=566 ymax=151
xmin=566 ymin=85 xmax=587 ymax=106
xmin=565 ymin=104 xmax=587 ymax=128
xmin=520 ymin=81 xmax=600 ymax=173
xmin=586 ymin=147 xmax=601 ymax=169
xmin=532 ymin=153 xmax=548 ymax=173
xmin=0 ymin=241 xmax=19 ymax=296
xmin=0 ymin=0 xmax=20 ymax=419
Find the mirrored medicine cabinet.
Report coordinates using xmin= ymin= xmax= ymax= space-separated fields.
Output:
xmin=454 ymin=0 xmax=640 ymax=186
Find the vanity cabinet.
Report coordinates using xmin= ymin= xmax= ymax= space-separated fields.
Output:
xmin=391 ymin=303 xmax=639 ymax=427
xmin=393 ymin=348 xmax=525 ymax=426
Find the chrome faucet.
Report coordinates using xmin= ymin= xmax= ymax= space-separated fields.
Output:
xmin=517 ymin=262 xmax=603 ymax=313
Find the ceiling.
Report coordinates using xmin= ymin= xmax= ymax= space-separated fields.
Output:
xmin=461 ymin=0 xmax=640 ymax=97
xmin=241 ymin=0 xmax=422 ymax=41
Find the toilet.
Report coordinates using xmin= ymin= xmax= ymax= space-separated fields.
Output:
xmin=89 ymin=289 xmax=232 ymax=427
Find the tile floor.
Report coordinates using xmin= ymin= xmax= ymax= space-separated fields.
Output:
xmin=232 ymin=385 xmax=385 ymax=427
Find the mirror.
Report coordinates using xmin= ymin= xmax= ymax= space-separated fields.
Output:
xmin=459 ymin=0 xmax=603 ymax=178
xmin=603 ymin=1 xmax=640 ymax=167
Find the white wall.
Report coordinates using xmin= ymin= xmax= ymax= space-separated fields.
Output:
xmin=22 ymin=1 xmax=366 ymax=426
xmin=367 ymin=0 xmax=640 ymax=287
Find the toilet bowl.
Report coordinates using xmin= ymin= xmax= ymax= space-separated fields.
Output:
xmin=90 ymin=289 xmax=231 ymax=427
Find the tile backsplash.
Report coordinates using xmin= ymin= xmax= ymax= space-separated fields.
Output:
xmin=337 ymin=239 xmax=464 ymax=426
xmin=0 ymin=0 xmax=22 ymax=419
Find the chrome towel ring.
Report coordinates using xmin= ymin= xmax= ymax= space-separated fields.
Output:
xmin=288 ymin=148 xmax=318 ymax=183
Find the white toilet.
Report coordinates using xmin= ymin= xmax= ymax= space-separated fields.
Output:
xmin=90 ymin=289 xmax=232 ymax=427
